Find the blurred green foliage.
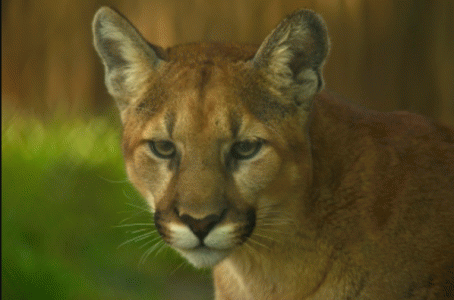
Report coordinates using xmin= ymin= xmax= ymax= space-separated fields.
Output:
xmin=2 ymin=116 xmax=213 ymax=299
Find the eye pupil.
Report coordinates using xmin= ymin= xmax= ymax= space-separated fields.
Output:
xmin=238 ymin=142 xmax=253 ymax=152
xmin=149 ymin=140 xmax=176 ymax=159
xmin=231 ymin=140 xmax=262 ymax=160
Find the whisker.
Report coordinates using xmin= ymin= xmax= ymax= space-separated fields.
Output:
xmin=118 ymin=231 xmax=154 ymax=249
xmin=154 ymin=242 xmax=168 ymax=258
xmin=252 ymin=232 xmax=278 ymax=242
xmin=247 ymin=237 xmax=270 ymax=250
xmin=122 ymin=189 xmax=134 ymax=200
xmin=117 ymin=211 xmax=149 ymax=224
xmin=130 ymin=228 xmax=149 ymax=234
xmin=117 ymin=201 xmax=152 ymax=225
xmin=256 ymin=215 xmax=295 ymax=223
xmin=255 ymin=209 xmax=294 ymax=217
xmin=169 ymin=261 xmax=187 ymax=276
xmin=257 ymin=214 xmax=296 ymax=221
xmin=258 ymin=221 xmax=293 ymax=227
xmin=97 ymin=175 xmax=129 ymax=183
xmin=257 ymin=216 xmax=294 ymax=222
xmin=114 ymin=223 xmax=155 ymax=228
xmin=125 ymin=202 xmax=150 ymax=213
xmin=243 ymin=240 xmax=260 ymax=255
xmin=139 ymin=240 xmax=164 ymax=266
xmin=138 ymin=236 xmax=162 ymax=249
xmin=256 ymin=230 xmax=288 ymax=243
xmin=255 ymin=223 xmax=289 ymax=235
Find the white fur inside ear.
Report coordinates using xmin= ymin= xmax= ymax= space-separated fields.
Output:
xmin=296 ymin=69 xmax=319 ymax=99
xmin=252 ymin=9 xmax=329 ymax=102
xmin=99 ymin=23 xmax=157 ymax=69
xmin=268 ymin=44 xmax=292 ymax=83
xmin=100 ymin=22 xmax=152 ymax=98
xmin=99 ymin=24 xmax=134 ymax=57
xmin=256 ymin=24 xmax=322 ymax=101
xmin=269 ymin=27 xmax=291 ymax=70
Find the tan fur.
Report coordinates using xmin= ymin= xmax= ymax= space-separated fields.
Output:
xmin=93 ymin=7 xmax=454 ymax=299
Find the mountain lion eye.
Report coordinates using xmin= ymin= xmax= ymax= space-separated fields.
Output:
xmin=148 ymin=140 xmax=176 ymax=159
xmin=231 ymin=140 xmax=262 ymax=160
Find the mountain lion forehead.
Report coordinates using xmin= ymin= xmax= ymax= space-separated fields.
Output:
xmin=166 ymin=42 xmax=258 ymax=62
xmin=157 ymin=61 xmax=293 ymax=137
xmin=133 ymin=62 xmax=233 ymax=117
xmin=165 ymin=93 xmax=243 ymax=140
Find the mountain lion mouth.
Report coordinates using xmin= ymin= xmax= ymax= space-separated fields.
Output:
xmin=176 ymin=210 xmax=254 ymax=267
xmin=153 ymin=208 xmax=256 ymax=267
xmin=154 ymin=208 xmax=256 ymax=248
xmin=164 ymin=215 xmax=253 ymax=267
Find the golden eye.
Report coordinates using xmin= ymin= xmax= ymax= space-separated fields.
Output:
xmin=148 ymin=140 xmax=176 ymax=159
xmin=231 ymin=140 xmax=263 ymax=160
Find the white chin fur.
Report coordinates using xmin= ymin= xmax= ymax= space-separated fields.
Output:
xmin=168 ymin=223 xmax=237 ymax=267
xmin=176 ymin=247 xmax=231 ymax=268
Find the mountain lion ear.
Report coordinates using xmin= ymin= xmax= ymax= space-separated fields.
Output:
xmin=252 ymin=9 xmax=330 ymax=107
xmin=92 ymin=7 xmax=166 ymax=111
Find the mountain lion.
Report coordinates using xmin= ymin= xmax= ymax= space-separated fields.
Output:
xmin=92 ymin=7 xmax=454 ymax=299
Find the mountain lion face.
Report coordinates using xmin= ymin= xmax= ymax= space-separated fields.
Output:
xmin=92 ymin=7 xmax=323 ymax=268
xmin=93 ymin=7 xmax=454 ymax=299
xmin=122 ymin=62 xmax=305 ymax=267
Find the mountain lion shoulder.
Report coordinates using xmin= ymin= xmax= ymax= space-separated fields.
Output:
xmin=92 ymin=7 xmax=454 ymax=299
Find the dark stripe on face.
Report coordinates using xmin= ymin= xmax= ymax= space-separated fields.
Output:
xmin=229 ymin=110 xmax=242 ymax=139
xmin=198 ymin=61 xmax=214 ymax=100
xmin=164 ymin=112 xmax=176 ymax=138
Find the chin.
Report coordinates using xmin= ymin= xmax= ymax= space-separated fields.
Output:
xmin=176 ymin=247 xmax=232 ymax=268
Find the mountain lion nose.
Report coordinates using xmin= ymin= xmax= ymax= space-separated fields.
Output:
xmin=179 ymin=211 xmax=225 ymax=241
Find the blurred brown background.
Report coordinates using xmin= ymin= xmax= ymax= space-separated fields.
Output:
xmin=2 ymin=0 xmax=453 ymax=123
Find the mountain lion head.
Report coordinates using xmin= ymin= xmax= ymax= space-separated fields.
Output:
xmin=92 ymin=7 xmax=328 ymax=268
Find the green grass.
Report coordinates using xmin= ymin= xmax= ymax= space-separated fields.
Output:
xmin=2 ymin=115 xmax=213 ymax=299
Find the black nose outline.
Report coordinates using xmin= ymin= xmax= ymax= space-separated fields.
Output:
xmin=179 ymin=210 xmax=227 ymax=241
